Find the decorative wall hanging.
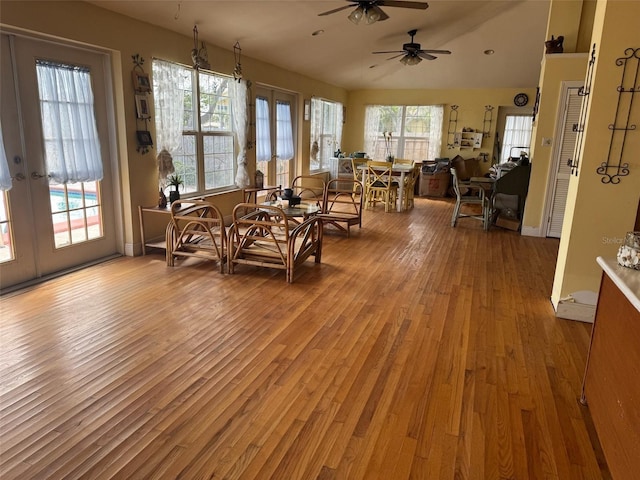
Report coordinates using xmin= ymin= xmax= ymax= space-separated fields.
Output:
xmin=447 ymin=105 xmax=458 ymax=149
xmin=483 ymin=105 xmax=493 ymax=137
xmin=132 ymin=54 xmax=153 ymax=154
xmin=568 ymin=44 xmax=596 ymax=175
xmin=596 ymin=46 xmax=638 ymax=184
xmin=233 ymin=41 xmax=243 ymax=82
xmin=191 ymin=25 xmax=210 ymax=70
xmin=532 ymin=87 xmax=541 ymax=124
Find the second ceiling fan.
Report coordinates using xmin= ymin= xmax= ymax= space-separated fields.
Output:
xmin=373 ymin=29 xmax=451 ymax=65
xmin=318 ymin=1 xmax=429 ymax=25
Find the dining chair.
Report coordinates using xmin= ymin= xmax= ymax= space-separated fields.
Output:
xmin=450 ymin=167 xmax=490 ymax=230
xmin=365 ymin=161 xmax=399 ymax=213
xmin=400 ymin=164 xmax=420 ymax=210
xmin=351 ymin=157 xmax=368 ymax=194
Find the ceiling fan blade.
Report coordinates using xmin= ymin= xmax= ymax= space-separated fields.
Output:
xmin=372 ymin=50 xmax=405 ymax=54
xmin=417 ymin=51 xmax=437 ymax=60
xmin=387 ymin=53 xmax=406 ymax=61
xmin=318 ymin=4 xmax=356 ymax=16
xmin=378 ymin=1 xmax=429 ymax=10
xmin=420 ymin=49 xmax=452 ymax=55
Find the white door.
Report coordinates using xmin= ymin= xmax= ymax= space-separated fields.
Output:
xmin=0 ymin=33 xmax=117 ymax=290
xmin=546 ymin=86 xmax=582 ymax=238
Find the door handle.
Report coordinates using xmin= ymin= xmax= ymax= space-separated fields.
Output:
xmin=31 ymin=171 xmax=48 ymax=179
xmin=12 ymin=172 xmax=26 ymax=182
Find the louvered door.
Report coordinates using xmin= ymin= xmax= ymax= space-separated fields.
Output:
xmin=547 ymin=87 xmax=581 ymax=238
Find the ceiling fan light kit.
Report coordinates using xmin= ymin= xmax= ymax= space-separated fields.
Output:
xmin=319 ymin=0 xmax=429 ymax=25
xmin=372 ymin=29 xmax=451 ymax=66
xmin=401 ymin=55 xmax=421 ymax=66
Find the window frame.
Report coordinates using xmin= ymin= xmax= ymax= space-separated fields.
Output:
xmin=364 ymin=105 xmax=443 ymax=162
xmin=152 ymin=59 xmax=236 ymax=196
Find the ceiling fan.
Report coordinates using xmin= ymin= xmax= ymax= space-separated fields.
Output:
xmin=318 ymin=1 xmax=429 ymax=25
xmin=372 ymin=29 xmax=451 ymax=65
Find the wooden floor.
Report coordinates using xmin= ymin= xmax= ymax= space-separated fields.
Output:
xmin=0 ymin=197 xmax=610 ymax=480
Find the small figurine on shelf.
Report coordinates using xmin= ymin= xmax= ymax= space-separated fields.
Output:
xmin=255 ymin=170 xmax=264 ymax=189
xmin=158 ymin=188 xmax=167 ymax=208
xmin=545 ymin=35 xmax=564 ymax=54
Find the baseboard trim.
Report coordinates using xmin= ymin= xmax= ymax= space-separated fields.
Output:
xmin=521 ymin=225 xmax=544 ymax=237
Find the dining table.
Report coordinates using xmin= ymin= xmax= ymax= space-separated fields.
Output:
xmin=358 ymin=163 xmax=416 ymax=212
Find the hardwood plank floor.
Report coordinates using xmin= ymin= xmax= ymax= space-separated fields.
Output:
xmin=0 ymin=197 xmax=610 ymax=479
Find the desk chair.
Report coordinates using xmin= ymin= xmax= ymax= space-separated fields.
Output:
xmin=450 ymin=168 xmax=490 ymax=230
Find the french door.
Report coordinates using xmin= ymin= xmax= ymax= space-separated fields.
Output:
xmin=0 ymin=33 xmax=117 ymax=290
xmin=255 ymin=87 xmax=296 ymax=188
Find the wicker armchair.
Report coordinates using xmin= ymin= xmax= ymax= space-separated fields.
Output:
xmin=227 ymin=203 xmax=323 ymax=283
xmin=317 ymin=178 xmax=364 ymax=237
xmin=166 ymin=201 xmax=226 ymax=272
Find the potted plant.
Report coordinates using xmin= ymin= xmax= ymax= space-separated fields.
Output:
xmin=167 ymin=174 xmax=183 ymax=203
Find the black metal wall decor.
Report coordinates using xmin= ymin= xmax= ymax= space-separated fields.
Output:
xmin=568 ymin=44 xmax=596 ymax=176
xmin=132 ymin=54 xmax=152 ymax=155
xmin=596 ymin=46 xmax=638 ymax=184
xmin=447 ymin=105 xmax=458 ymax=149
xmin=483 ymin=105 xmax=493 ymax=137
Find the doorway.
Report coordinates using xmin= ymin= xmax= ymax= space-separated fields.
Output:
xmin=0 ymin=33 xmax=118 ymax=291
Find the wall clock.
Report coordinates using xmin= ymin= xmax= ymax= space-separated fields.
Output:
xmin=514 ymin=93 xmax=529 ymax=107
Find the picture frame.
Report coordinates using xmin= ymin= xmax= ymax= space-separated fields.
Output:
xmin=132 ymin=71 xmax=151 ymax=92
xmin=135 ymin=94 xmax=151 ymax=119
xmin=304 ymin=99 xmax=310 ymax=121
xmin=136 ymin=130 xmax=153 ymax=146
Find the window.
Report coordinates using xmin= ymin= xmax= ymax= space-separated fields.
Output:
xmin=500 ymin=115 xmax=532 ymax=163
xmin=364 ymin=105 xmax=443 ymax=161
xmin=152 ymin=60 xmax=235 ymax=194
xmin=255 ymin=88 xmax=296 ymax=187
xmin=310 ymin=98 xmax=343 ymax=171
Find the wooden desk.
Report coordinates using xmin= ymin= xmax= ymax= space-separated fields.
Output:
xmin=581 ymin=257 xmax=640 ymax=480
xmin=242 ymin=185 xmax=281 ymax=203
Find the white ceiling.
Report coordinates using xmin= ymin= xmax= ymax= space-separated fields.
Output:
xmin=89 ymin=0 xmax=551 ymax=91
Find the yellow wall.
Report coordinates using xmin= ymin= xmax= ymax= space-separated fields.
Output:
xmin=524 ymin=54 xmax=587 ymax=230
xmin=551 ymin=0 xmax=640 ymax=306
xmin=1 ymin=1 xmax=348 ymax=252
xmin=344 ymin=88 xmax=537 ymax=174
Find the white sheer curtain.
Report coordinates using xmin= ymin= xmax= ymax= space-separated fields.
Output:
xmin=36 ymin=61 xmax=103 ymax=183
xmin=309 ymin=97 xmax=322 ymax=169
xmin=364 ymin=105 xmax=382 ymax=156
xmin=336 ymin=105 xmax=343 ymax=152
xmin=232 ymin=80 xmax=250 ymax=188
xmin=501 ymin=115 xmax=533 ymax=163
xmin=276 ymin=100 xmax=293 ymax=161
xmin=427 ymin=105 xmax=444 ymax=160
xmin=0 ymin=122 xmax=12 ymax=191
xmin=255 ymin=97 xmax=271 ymax=163
xmin=152 ymin=60 xmax=186 ymax=182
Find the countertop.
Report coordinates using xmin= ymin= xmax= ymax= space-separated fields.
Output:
xmin=597 ymin=256 xmax=640 ymax=312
